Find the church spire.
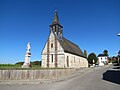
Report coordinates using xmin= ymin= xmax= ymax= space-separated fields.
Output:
xmin=50 ymin=10 xmax=63 ymax=38
xmin=52 ymin=10 xmax=60 ymax=25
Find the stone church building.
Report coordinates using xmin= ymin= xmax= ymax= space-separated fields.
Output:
xmin=42 ymin=11 xmax=88 ymax=68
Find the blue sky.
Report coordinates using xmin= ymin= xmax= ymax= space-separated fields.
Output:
xmin=0 ymin=0 xmax=120 ymax=64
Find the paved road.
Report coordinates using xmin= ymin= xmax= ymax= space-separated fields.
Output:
xmin=0 ymin=65 xmax=120 ymax=90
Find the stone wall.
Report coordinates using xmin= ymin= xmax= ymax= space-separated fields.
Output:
xmin=42 ymin=31 xmax=65 ymax=68
xmin=65 ymin=53 xmax=88 ymax=68
xmin=0 ymin=69 xmax=76 ymax=80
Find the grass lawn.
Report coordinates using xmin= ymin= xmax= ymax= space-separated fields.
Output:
xmin=0 ymin=64 xmax=65 ymax=70
xmin=0 ymin=64 xmax=41 ymax=70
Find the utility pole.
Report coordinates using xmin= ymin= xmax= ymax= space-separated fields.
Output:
xmin=117 ymin=33 xmax=120 ymax=65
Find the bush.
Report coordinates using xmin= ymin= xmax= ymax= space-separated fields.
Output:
xmin=31 ymin=61 xmax=42 ymax=67
xmin=15 ymin=62 xmax=24 ymax=66
xmin=88 ymin=53 xmax=98 ymax=64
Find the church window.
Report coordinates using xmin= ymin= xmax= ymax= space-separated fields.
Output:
xmin=55 ymin=29 xmax=56 ymax=32
xmin=50 ymin=27 xmax=53 ymax=30
xmin=51 ymin=43 xmax=53 ymax=48
xmin=74 ymin=57 xmax=75 ymax=63
xmin=79 ymin=58 xmax=80 ymax=63
xmin=51 ymin=54 xmax=53 ymax=63
xmin=54 ymin=26 xmax=56 ymax=32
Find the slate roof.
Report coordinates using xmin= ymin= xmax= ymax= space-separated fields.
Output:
xmin=98 ymin=54 xmax=107 ymax=57
xmin=51 ymin=10 xmax=60 ymax=25
xmin=58 ymin=37 xmax=86 ymax=58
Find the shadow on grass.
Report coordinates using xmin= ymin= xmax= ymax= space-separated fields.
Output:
xmin=103 ymin=70 xmax=120 ymax=85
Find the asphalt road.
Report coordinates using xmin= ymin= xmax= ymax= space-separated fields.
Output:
xmin=0 ymin=64 xmax=120 ymax=90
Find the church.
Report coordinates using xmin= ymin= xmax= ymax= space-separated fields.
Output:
xmin=42 ymin=11 xmax=88 ymax=68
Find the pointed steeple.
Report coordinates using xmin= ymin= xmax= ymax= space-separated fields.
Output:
xmin=52 ymin=10 xmax=60 ymax=25
xmin=50 ymin=10 xmax=63 ymax=38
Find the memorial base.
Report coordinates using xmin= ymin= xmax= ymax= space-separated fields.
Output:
xmin=21 ymin=63 xmax=31 ymax=68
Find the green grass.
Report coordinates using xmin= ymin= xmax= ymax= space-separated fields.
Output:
xmin=0 ymin=64 xmax=65 ymax=70
xmin=0 ymin=64 xmax=20 ymax=70
xmin=0 ymin=64 xmax=40 ymax=70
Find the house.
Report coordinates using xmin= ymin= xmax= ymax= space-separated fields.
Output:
xmin=41 ymin=11 xmax=88 ymax=68
xmin=98 ymin=54 xmax=108 ymax=66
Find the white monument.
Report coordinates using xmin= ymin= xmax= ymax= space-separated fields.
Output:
xmin=93 ymin=59 xmax=95 ymax=67
xmin=21 ymin=42 xmax=31 ymax=68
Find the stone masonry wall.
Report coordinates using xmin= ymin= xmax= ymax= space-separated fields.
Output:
xmin=0 ymin=69 xmax=76 ymax=80
xmin=65 ymin=53 xmax=88 ymax=68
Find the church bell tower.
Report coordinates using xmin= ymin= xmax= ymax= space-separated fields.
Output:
xmin=50 ymin=10 xmax=63 ymax=38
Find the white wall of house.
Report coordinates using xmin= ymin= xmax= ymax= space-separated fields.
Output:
xmin=98 ymin=56 xmax=108 ymax=66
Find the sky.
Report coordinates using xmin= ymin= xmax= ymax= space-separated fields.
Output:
xmin=0 ymin=0 xmax=120 ymax=64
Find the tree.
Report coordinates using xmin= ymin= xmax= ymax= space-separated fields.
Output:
xmin=15 ymin=62 xmax=24 ymax=65
xmin=112 ymin=56 xmax=118 ymax=63
xmin=31 ymin=61 xmax=42 ymax=66
xmin=88 ymin=53 xmax=98 ymax=64
xmin=108 ymin=57 xmax=112 ymax=63
xmin=118 ymin=50 xmax=120 ymax=55
xmin=84 ymin=50 xmax=88 ymax=58
xmin=103 ymin=50 xmax=109 ymax=56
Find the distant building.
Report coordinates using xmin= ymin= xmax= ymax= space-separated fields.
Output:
xmin=98 ymin=54 xmax=108 ymax=66
xmin=41 ymin=11 xmax=88 ymax=68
